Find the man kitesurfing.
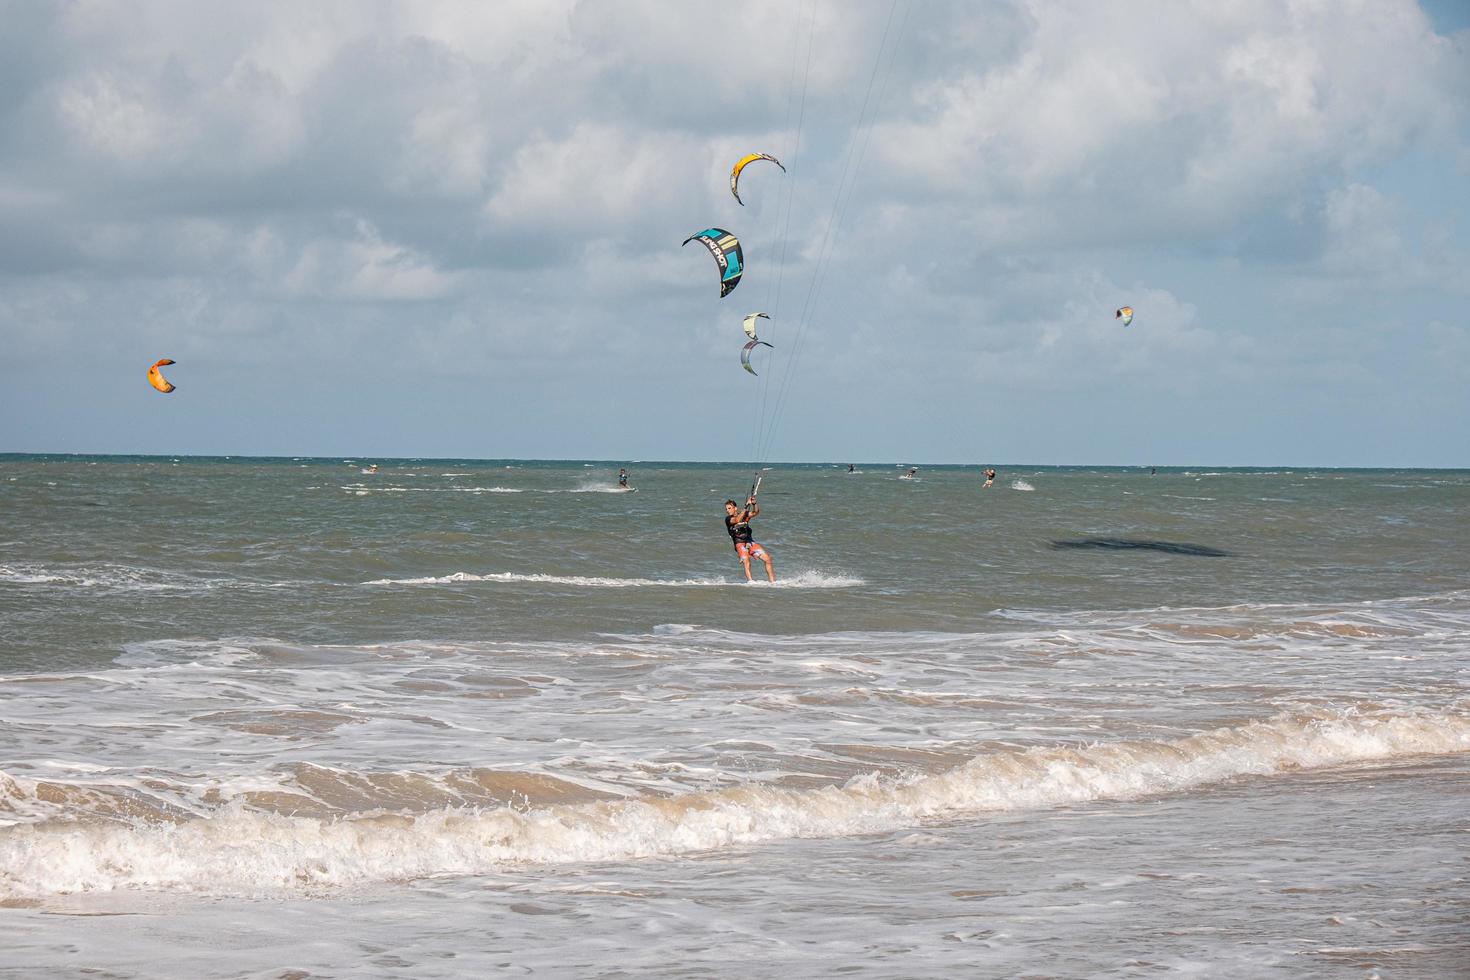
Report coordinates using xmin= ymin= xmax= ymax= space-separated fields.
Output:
xmin=724 ymin=475 xmax=775 ymax=582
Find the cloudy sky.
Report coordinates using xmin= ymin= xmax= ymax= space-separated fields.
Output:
xmin=2 ymin=0 xmax=1466 ymax=465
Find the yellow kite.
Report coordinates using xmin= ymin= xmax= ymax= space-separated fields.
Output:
xmin=147 ymin=358 xmax=177 ymax=393
xmin=729 ymin=153 xmax=785 ymax=206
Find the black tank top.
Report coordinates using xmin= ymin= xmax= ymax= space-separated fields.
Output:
xmin=726 ymin=514 xmax=753 ymax=543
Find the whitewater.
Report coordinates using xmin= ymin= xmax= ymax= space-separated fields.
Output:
xmin=2 ymin=457 xmax=1468 ymax=977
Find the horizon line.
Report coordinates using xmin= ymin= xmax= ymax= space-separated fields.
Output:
xmin=2 ymin=451 xmax=1466 ymax=472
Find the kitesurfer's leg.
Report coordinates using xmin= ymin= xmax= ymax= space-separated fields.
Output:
xmin=736 ymin=542 xmax=754 ymax=581
xmin=751 ymin=544 xmax=774 ymax=582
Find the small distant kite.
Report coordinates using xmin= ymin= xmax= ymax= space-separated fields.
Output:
xmin=1116 ymin=307 xmax=1134 ymax=327
xmin=147 ymin=358 xmax=177 ymax=393
xmin=741 ymin=339 xmax=773 ymax=376
xmin=743 ymin=312 xmax=769 ymax=340
xmin=682 ymin=228 xmax=743 ymax=298
xmin=729 ymin=153 xmax=785 ymax=206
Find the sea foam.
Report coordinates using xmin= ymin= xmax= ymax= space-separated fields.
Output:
xmin=362 ymin=570 xmax=863 ymax=589
xmin=1 ymin=706 xmax=1464 ymax=897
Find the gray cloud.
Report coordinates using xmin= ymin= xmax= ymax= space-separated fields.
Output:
xmin=1 ymin=0 xmax=1466 ymax=464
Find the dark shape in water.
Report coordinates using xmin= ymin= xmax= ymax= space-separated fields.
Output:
xmin=1050 ymin=537 xmax=1233 ymax=557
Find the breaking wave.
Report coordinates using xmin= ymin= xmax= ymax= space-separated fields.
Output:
xmin=0 ymin=562 xmax=228 ymax=592
xmin=342 ymin=485 xmax=523 ymax=494
xmin=362 ymin=570 xmax=864 ymax=589
xmin=1 ymin=706 xmax=1463 ymax=897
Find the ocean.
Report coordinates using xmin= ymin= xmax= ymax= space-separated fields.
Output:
xmin=2 ymin=456 xmax=1467 ymax=977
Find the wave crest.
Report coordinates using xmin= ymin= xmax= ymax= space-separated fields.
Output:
xmin=2 ymin=706 xmax=1464 ymax=897
xmin=363 ymin=570 xmax=864 ymax=589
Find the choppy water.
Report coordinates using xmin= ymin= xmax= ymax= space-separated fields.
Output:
xmin=2 ymin=456 xmax=1468 ymax=977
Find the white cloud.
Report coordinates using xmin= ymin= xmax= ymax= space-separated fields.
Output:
xmin=1319 ymin=183 xmax=1411 ymax=277
xmin=283 ymin=219 xmax=460 ymax=301
xmin=1310 ymin=181 xmax=1470 ymax=290
xmin=485 ymin=123 xmax=700 ymax=231
xmin=59 ymin=72 xmax=180 ymax=163
xmin=874 ymin=0 xmax=1466 ymax=247
xmin=2 ymin=1 xmax=1467 ymax=461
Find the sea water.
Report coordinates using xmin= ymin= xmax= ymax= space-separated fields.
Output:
xmin=1 ymin=457 xmax=1467 ymax=977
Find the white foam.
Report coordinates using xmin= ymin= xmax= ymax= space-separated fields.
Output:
xmin=541 ymin=481 xmax=637 ymax=493
xmin=342 ymin=486 xmax=523 ymax=494
xmin=362 ymin=570 xmax=863 ymax=589
xmin=0 ymin=565 xmax=73 ymax=585
xmin=0 ymin=563 xmax=222 ymax=592
xmin=340 ymin=484 xmax=635 ymax=495
xmin=2 ymin=707 xmax=1463 ymax=897
xmin=1010 ymin=480 xmax=1034 ymax=491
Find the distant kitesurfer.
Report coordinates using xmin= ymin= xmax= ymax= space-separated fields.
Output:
xmin=902 ymin=467 xmax=918 ymax=480
xmin=618 ymin=468 xmax=630 ymax=489
xmin=847 ymin=464 xmax=855 ymax=473
xmin=983 ymin=468 xmax=996 ymax=488
xmin=724 ymin=496 xmax=775 ymax=582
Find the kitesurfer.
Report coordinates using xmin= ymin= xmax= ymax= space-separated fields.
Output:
xmin=982 ymin=468 xmax=996 ymax=488
xmin=847 ymin=464 xmax=855 ymax=473
xmin=618 ymin=468 xmax=630 ymax=489
xmin=724 ymin=496 xmax=775 ymax=582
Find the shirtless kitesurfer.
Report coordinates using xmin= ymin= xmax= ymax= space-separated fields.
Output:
xmin=724 ymin=496 xmax=775 ymax=582
xmin=982 ymin=468 xmax=996 ymax=488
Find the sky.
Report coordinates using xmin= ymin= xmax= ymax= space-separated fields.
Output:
xmin=1 ymin=0 xmax=1466 ymax=466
